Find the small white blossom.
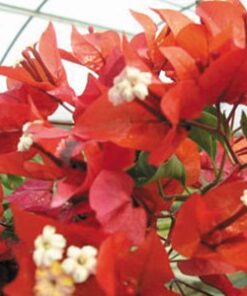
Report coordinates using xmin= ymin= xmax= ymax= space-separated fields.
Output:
xmin=33 ymin=225 xmax=66 ymax=267
xmin=240 ymin=189 xmax=247 ymax=206
xmin=62 ymin=245 xmax=98 ymax=283
xmin=108 ymin=66 xmax=152 ymax=106
xmin=17 ymin=133 xmax=33 ymax=152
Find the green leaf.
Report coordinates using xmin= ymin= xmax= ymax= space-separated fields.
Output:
xmin=3 ymin=208 xmax=12 ymax=225
xmin=137 ymin=152 xmax=156 ymax=178
xmin=0 ymin=174 xmax=25 ymax=197
xmin=130 ymin=152 xmax=186 ymax=185
xmin=128 ymin=152 xmax=156 ymax=185
xmin=241 ymin=111 xmax=247 ymax=138
xmin=189 ymin=110 xmax=217 ymax=160
xmin=149 ymin=155 xmax=186 ymax=184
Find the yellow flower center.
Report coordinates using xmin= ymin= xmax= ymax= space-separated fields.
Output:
xmin=78 ymin=255 xmax=87 ymax=265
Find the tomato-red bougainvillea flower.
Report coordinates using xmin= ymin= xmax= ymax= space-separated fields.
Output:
xmin=0 ymin=0 xmax=247 ymax=294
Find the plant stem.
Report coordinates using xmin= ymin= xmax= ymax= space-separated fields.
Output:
xmin=46 ymin=93 xmax=74 ymax=114
xmin=33 ymin=143 xmax=64 ymax=168
xmin=185 ymin=120 xmax=240 ymax=165
xmin=202 ymin=206 xmax=247 ymax=248
xmin=227 ymin=103 xmax=238 ymax=125
xmin=201 ymin=149 xmax=226 ymax=194
xmin=233 ymin=126 xmax=242 ymax=135
xmin=216 ymin=103 xmax=222 ymax=132
xmin=136 ymin=100 xmax=169 ymax=124
xmin=240 ymin=162 xmax=247 ymax=170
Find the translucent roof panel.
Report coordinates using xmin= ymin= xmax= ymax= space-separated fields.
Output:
xmin=0 ymin=0 xmax=246 ymax=123
xmin=0 ymin=0 xmax=198 ymax=66
xmin=0 ymin=0 xmax=198 ymax=90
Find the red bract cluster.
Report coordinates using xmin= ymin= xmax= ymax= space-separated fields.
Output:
xmin=0 ymin=0 xmax=247 ymax=295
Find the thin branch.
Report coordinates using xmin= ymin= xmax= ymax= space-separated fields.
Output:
xmin=185 ymin=120 xmax=240 ymax=165
xmin=0 ymin=220 xmax=11 ymax=228
xmin=137 ymin=100 xmax=168 ymax=123
xmin=157 ymin=180 xmax=189 ymax=201
xmin=46 ymin=93 xmax=74 ymax=114
xmin=216 ymin=103 xmax=222 ymax=132
xmin=240 ymin=162 xmax=247 ymax=170
xmin=33 ymin=142 xmax=63 ymax=168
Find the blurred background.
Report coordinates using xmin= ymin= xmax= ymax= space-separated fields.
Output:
xmin=0 ymin=0 xmax=246 ymax=123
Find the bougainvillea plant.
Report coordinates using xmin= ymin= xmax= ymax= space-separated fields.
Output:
xmin=0 ymin=0 xmax=247 ymax=295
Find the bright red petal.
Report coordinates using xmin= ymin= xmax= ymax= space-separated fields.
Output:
xmin=97 ymin=231 xmax=175 ymax=296
xmin=39 ymin=23 xmax=66 ymax=83
xmin=90 ymin=170 xmax=147 ymax=244
xmin=160 ymin=46 xmax=199 ymax=79
xmin=73 ymin=93 xmax=168 ymax=151
xmin=197 ymin=1 xmax=245 ymax=48
xmin=154 ymin=9 xmax=192 ymax=36
xmin=175 ymin=138 xmax=201 ymax=185
xmin=161 ymin=80 xmax=205 ymax=125
xmin=149 ymin=126 xmax=187 ymax=166
xmin=176 ymin=23 xmax=208 ymax=60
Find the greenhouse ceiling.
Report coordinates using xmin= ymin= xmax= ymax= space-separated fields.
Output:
xmin=0 ymin=0 xmax=246 ymax=123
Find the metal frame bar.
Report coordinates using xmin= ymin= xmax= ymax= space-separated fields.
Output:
xmin=0 ymin=0 xmax=49 ymax=64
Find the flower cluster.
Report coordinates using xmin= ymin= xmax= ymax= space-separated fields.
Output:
xmin=108 ymin=66 xmax=152 ymax=105
xmin=31 ymin=225 xmax=98 ymax=295
xmin=0 ymin=0 xmax=247 ymax=295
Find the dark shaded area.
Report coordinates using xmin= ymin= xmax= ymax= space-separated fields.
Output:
xmin=0 ymin=260 xmax=18 ymax=295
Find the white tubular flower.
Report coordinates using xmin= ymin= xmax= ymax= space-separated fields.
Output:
xmin=240 ymin=189 xmax=247 ymax=206
xmin=33 ymin=225 xmax=66 ymax=268
xmin=17 ymin=133 xmax=33 ymax=152
xmin=62 ymin=245 xmax=98 ymax=283
xmin=108 ymin=66 xmax=152 ymax=106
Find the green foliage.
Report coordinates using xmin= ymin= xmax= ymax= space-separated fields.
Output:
xmin=0 ymin=174 xmax=25 ymax=195
xmin=130 ymin=152 xmax=186 ymax=186
xmin=189 ymin=110 xmax=217 ymax=160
